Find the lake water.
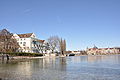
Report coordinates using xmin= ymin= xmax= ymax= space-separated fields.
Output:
xmin=0 ymin=55 xmax=120 ymax=80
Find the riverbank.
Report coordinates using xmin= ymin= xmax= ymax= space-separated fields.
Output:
xmin=0 ymin=56 xmax=44 ymax=62
xmin=0 ymin=53 xmax=57 ymax=62
xmin=1 ymin=53 xmax=120 ymax=62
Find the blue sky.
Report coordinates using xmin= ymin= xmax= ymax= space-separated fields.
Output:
xmin=0 ymin=0 xmax=120 ymax=50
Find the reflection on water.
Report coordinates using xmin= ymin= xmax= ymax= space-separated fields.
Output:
xmin=0 ymin=55 xmax=120 ymax=80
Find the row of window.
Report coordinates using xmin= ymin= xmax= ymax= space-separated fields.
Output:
xmin=18 ymin=50 xmax=30 ymax=53
xmin=17 ymin=38 xmax=26 ymax=41
xmin=19 ymin=42 xmax=26 ymax=46
xmin=21 ymin=47 xmax=39 ymax=49
xmin=19 ymin=42 xmax=26 ymax=44
xmin=22 ymin=47 xmax=30 ymax=49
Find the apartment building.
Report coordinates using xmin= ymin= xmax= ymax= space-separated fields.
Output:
xmin=13 ymin=33 xmax=45 ymax=53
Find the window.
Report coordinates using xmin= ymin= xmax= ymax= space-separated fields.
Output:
xmin=23 ymin=44 xmax=26 ymax=46
xmin=23 ymin=42 xmax=26 ymax=46
xmin=21 ymin=39 xmax=22 ymax=40
xmin=24 ymin=38 xmax=26 ymax=40
xmin=20 ymin=42 xmax=22 ymax=44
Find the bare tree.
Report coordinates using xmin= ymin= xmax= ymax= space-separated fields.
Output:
xmin=59 ymin=38 xmax=66 ymax=56
xmin=47 ymin=36 xmax=60 ymax=53
xmin=63 ymin=39 xmax=66 ymax=55
xmin=0 ymin=35 xmax=20 ymax=53
xmin=60 ymin=38 xmax=63 ymax=55
xmin=47 ymin=36 xmax=67 ymax=56
xmin=0 ymin=29 xmax=20 ymax=53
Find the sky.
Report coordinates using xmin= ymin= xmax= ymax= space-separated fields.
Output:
xmin=0 ymin=0 xmax=120 ymax=50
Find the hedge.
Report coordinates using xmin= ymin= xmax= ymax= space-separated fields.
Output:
xmin=0 ymin=52 xmax=43 ymax=57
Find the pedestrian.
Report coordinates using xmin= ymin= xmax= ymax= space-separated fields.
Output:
xmin=1 ymin=53 xmax=4 ymax=61
xmin=6 ymin=54 xmax=9 ymax=61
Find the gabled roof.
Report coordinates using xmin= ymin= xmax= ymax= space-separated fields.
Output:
xmin=17 ymin=33 xmax=33 ymax=38
xmin=38 ymin=40 xmax=45 ymax=43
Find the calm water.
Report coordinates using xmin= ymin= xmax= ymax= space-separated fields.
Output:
xmin=0 ymin=55 xmax=120 ymax=80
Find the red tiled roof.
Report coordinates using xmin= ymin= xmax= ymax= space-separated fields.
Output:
xmin=18 ymin=33 xmax=33 ymax=38
xmin=38 ymin=40 xmax=45 ymax=43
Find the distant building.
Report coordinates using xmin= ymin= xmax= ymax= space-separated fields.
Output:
xmin=86 ymin=45 xmax=120 ymax=55
xmin=72 ymin=51 xmax=80 ymax=54
xmin=13 ymin=33 xmax=45 ymax=53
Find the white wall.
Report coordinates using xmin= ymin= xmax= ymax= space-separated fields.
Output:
xmin=13 ymin=34 xmax=45 ymax=53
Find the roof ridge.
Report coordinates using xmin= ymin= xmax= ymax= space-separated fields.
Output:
xmin=17 ymin=33 xmax=33 ymax=38
xmin=17 ymin=33 xmax=33 ymax=35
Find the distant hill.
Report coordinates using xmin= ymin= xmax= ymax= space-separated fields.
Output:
xmin=0 ymin=29 xmax=12 ymax=36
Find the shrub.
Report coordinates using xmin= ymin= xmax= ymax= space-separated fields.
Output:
xmin=3 ymin=52 xmax=43 ymax=57
xmin=69 ymin=53 xmax=75 ymax=56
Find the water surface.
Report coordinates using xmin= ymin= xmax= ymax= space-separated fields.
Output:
xmin=0 ymin=55 xmax=120 ymax=80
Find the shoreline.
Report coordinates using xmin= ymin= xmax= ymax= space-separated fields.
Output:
xmin=0 ymin=54 xmax=120 ymax=62
xmin=0 ymin=56 xmax=44 ymax=62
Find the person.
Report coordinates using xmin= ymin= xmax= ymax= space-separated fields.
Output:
xmin=1 ymin=53 xmax=4 ymax=61
xmin=6 ymin=54 xmax=9 ymax=61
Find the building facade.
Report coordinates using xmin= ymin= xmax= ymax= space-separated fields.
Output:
xmin=86 ymin=46 xmax=120 ymax=55
xmin=13 ymin=33 xmax=45 ymax=53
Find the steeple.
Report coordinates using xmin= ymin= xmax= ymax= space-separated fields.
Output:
xmin=93 ymin=44 xmax=98 ymax=49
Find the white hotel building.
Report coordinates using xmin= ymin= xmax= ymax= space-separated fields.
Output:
xmin=13 ymin=33 xmax=45 ymax=53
